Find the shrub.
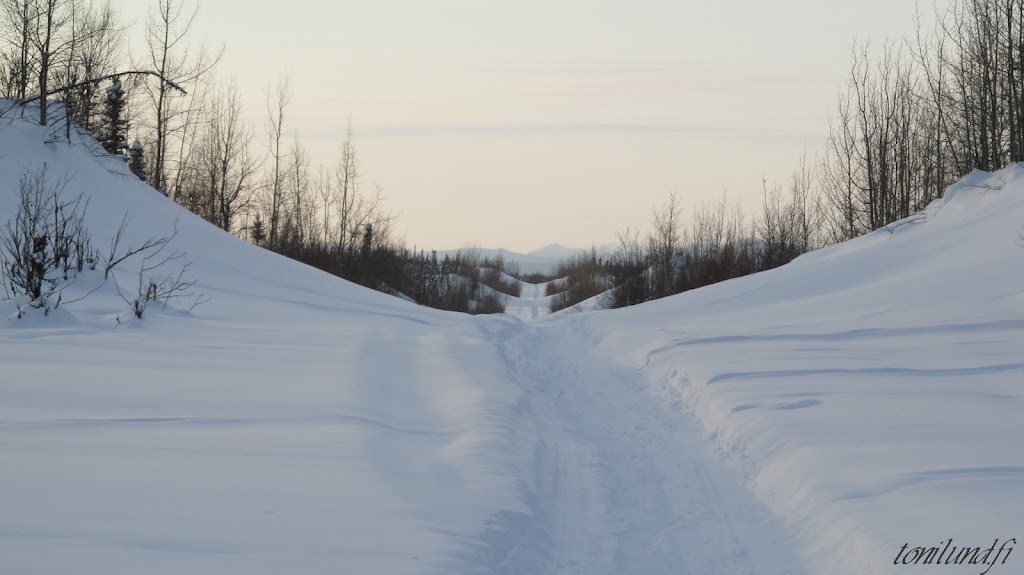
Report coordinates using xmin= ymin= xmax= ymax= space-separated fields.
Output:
xmin=0 ymin=165 xmax=95 ymax=311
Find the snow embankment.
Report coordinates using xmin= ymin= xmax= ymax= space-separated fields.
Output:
xmin=0 ymin=110 xmax=540 ymax=574
xmin=560 ymin=166 xmax=1024 ymax=574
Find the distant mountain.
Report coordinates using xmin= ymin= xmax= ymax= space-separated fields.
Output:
xmin=526 ymin=243 xmax=584 ymax=259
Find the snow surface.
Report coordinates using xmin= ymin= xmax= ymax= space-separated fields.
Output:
xmin=501 ymin=278 xmax=556 ymax=321
xmin=2 ymin=109 xmax=1022 ymax=575
xmin=546 ymin=168 xmax=1024 ymax=574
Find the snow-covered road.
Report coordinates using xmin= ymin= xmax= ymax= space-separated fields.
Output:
xmin=500 ymin=279 xmax=555 ymax=321
xmin=478 ymin=318 xmax=809 ymax=574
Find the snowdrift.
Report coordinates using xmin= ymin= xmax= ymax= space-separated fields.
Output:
xmin=0 ymin=109 xmax=540 ymax=574
xmin=561 ymin=166 xmax=1024 ymax=574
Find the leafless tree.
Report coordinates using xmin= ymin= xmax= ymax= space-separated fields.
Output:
xmin=179 ymin=82 xmax=258 ymax=233
xmin=25 ymin=0 xmax=75 ymax=126
xmin=819 ymin=41 xmax=937 ymax=237
xmin=0 ymin=0 xmax=35 ymax=100
xmin=606 ymin=226 xmax=649 ymax=308
xmin=789 ymin=152 xmax=824 ymax=251
xmin=60 ymin=0 xmax=122 ymax=133
xmin=288 ymin=136 xmax=313 ymax=244
xmin=315 ymin=163 xmax=333 ymax=246
xmin=335 ymin=118 xmax=359 ymax=250
xmin=264 ymin=73 xmax=290 ymax=249
xmin=648 ymin=191 xmax=682 ymax=299
xmin=138 ymin=0 xmax=221 ymax=194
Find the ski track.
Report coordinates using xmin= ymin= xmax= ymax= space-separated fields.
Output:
xmin=482 ymin=316 xmax=809 ymax=575
xmin=502 ymin=280 xmax=555 ymax=322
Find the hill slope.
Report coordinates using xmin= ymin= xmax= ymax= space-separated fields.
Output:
xmin=0 ymin=111 xmax=543 ymax=574
xmin=561 ymin=167 xmax=1024 ymax=573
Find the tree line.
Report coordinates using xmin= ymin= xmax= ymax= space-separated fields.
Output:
xmin=4 ymin=0 xmax=1020 ymax=315
xmin=0 ymin=0 xmax=516 ymax=314
xmin=551 ymin=0 xmax=1024 ymax=312
xmin=549 ymin=178 xmax=819 ymax=312
xmin=821 ymin=0 xmax=1024 ymax=240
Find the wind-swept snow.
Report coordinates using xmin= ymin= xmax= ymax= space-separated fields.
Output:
xmin=0 ymin=115 xmax=539 ymax=574
xmin=558 ymin=167 xmax=1024 ymax=574
xmin=2 ymin=111 xmax=1022 ymax=575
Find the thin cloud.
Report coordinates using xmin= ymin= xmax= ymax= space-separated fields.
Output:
xmin=341 ymin=122 xmax=823 ymax=143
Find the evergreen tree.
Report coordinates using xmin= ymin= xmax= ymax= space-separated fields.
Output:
xmin=101 ymin=78 xmax=128 ymax=155
xmin=361 ymin=223 xmax=373 ymax=260
xmin=251 ymin=214 xmax=266 ymax=246
xmin=128 ymin=140 xmax=147 ymax=181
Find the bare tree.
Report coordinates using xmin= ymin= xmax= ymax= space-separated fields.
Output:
xmin=315 ymin=163 xmax=333 ymax=246
xmin=819 ymin=41 xmax=936 ymax=237
xmin=180 ymin=82 xmax=258 ymax=233
xmin=264 ymin=73 xmax=290 ymax=249
xmin=138 ymin=0 xmax=221 ymax=194
xmin=607 ymin=226 xmax=648 ymax=308
xmin=789 ymin=151 xmax=823 ymax=251
xmin=0 ymin=0 xmax=35 ymax=100
xmin=62 ymin=0 xmax=122 ymax=133
xmin=26 ymin=0 xmax=75 ymax=126
xmin=648 ymin=191 xmax=682 ymax=299
xmin=335 ymin=118 xmax=359 ymax=250
xmin=288 ymin=135 xmax=312 ymax=245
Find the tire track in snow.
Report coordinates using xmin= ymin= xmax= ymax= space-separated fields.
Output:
xmin=482 ymin=319 xmax=810 ymax=574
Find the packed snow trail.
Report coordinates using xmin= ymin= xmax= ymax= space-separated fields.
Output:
xmin=501 ymin=279 xmax=556 ymax=321
xmin=479 ymin=318 xmax=810 ymax=574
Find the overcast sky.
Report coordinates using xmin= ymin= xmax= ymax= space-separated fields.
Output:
xmin=121 ymin=1 xmax=940 ymax=252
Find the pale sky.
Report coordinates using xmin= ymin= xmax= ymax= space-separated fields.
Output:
xmin=119 ymin=1 xmax=938 ymax=252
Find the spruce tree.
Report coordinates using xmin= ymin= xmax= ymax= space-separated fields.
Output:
xmin=128 ymin=140 xmax=147 ymax=181
xmin=101 ymin=78 xmax=128 ymax=155
xmin=251 ymin=215 xmax=266 ymax=246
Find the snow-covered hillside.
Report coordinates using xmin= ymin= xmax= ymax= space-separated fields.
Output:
xmin=2 ymin=109 xmax=1022 ymax=575
xmin=0 ymin=109 xmax=544 ymax=574
xmin=555 ymin=167 xmax=1024 ymax=574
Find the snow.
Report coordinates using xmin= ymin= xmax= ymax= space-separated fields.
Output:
xmin=1 ymin=107 xmax=1022 ymax=575
xmin=550 ymin=167 xmax=1024 ymax=574
xmin=501 ymin=278 xmax=556 ymax=321
xmin=548 ymin=288 xmax=607 ymax=316
xmin=0 ymin=113 xmax=537 ymax=574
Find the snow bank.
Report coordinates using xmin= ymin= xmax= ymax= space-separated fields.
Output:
xmin=0 ymin=110 xmax=542 ymax=574
xmin=564 ymin=166 xmax=1024 ymax=574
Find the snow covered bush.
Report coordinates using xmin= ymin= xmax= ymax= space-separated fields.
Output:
xmin=0 ymin=165 xmax=203 ymax=320
xmin=0 ymin=165 xmax=96 ymax=312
